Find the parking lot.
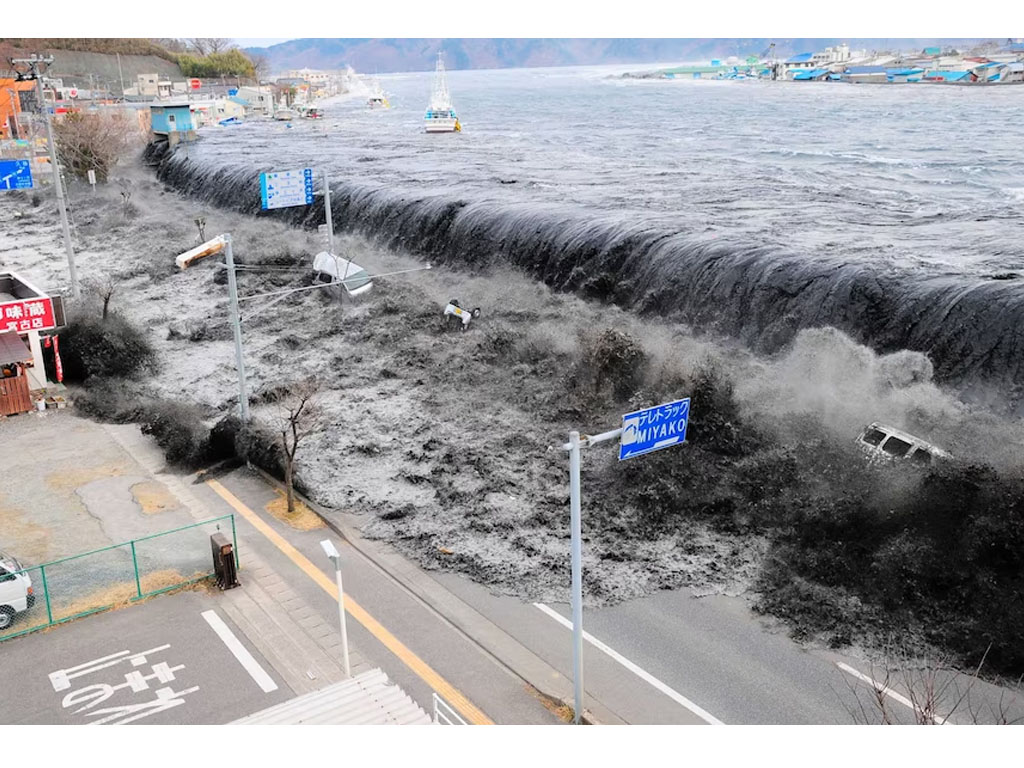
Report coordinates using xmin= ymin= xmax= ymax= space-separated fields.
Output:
xmin=0 ymin=589 xmax=292 ymax=724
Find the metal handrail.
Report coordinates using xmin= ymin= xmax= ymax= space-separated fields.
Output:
xmin=432 ymin=692 xmax=467 ymax=725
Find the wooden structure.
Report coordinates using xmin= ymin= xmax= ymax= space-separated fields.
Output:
xmin=0 ymin=333 xmax=33 ymax=416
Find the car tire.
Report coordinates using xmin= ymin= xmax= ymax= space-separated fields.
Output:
xmin=0 ymin=606 xmax=14 ymax=631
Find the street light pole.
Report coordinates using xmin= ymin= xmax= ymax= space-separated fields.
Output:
xmin=13 ymin=54 xmax=79 ymax=298
xmin=568 ymin=430 xmax=584 ymax=725
xmin=320 ymin=539 xmax=351 ymax=677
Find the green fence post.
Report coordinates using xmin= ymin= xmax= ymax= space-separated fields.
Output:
xmin=130 ymin=541 xmax=142 ymax=599
xmin=231 ymin=514 xmax=239 ymax=569
xmin=40 ymin=564 xmax=53 ymax=625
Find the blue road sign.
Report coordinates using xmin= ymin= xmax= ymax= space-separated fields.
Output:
xmin=619 ymin=398 xmax=690 ymax=461
xmin=259 ymin=168 xmax=314 ymax=210
xmin=0 ymin=159 xmax=33 ymax=191
xmin=228 ymin=88 xmax=238 ymax=96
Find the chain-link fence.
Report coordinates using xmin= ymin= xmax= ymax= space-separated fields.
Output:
xmin=0 ymin=514 xmax=236 ymax=641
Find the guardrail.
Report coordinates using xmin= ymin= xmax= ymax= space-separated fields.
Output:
xmin=433 ymin=692 xmax=467 ymax=725
xmin=0 ymin=514 xmax=236 ymax=642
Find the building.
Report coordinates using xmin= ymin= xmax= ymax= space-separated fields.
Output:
xmin=783 ymin=53 xmax=816 ymax=79
xmin=149 ymin=103 xmax=196 ymax=146
xmin=0 ymin=79 xmax=36 ymax=140
xmin=0 ymin=271 xmax=62 ymax=415
xmin=235 ymin=86 xmax=274 ymax=117
xmin=283 ymin=68 xmax=331 ymax=85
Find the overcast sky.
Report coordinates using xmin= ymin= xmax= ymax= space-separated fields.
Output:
xmin=233 ymin=38 xmax=293 ymax=48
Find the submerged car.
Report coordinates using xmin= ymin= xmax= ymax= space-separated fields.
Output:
xmin=312 ymin=251 xmax=373 ymax=297
xmin=856 ymin=422 xmax=950 ymax=466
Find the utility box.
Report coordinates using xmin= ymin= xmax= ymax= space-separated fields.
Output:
xmin=211 ymin=532 xmax=239 ymax=590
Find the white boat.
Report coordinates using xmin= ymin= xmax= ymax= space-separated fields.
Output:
xmin=367 ymin=79 xmax=390 ymax=109
xmin=424 ymin=52 xmax=460 ymax=133
xmin=274 ymin=107 xmax=297 ymax=121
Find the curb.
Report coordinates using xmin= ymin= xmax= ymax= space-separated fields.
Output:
xmin=245 ymin=463 xmax=620 ymax=725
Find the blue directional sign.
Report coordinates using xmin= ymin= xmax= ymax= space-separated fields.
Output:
xmin=619 ymin=398 xmax=690 ymax=461
xmin=259 ymin=168 xmax=314 ymax=210
xmin=0 ymin=159 xmax=34 ymax=191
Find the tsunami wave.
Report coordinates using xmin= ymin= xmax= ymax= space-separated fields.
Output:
xmin=146 ymin=141 xmax=1024 ymax=402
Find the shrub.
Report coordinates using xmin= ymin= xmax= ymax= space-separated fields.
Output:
xmin=60 ymin=313 xmax=157 ymax=382
xmin=138 ymin=400 xmax=211 ymax=468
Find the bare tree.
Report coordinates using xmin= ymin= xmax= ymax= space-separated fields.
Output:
xmin=277 ymin=378 xmax=325 ymax=514
xmin=843 ymin=640 xmax=1024 ymax=725
xmin=53 ymin=111 xmax=144 ymax=183
xmin=85 ymin=272 xmax=118 ymax=319
xmin=249 ymin=52 xmax=270 ymax=86
xmin=187 ymin=38 xmax=233 ymax=56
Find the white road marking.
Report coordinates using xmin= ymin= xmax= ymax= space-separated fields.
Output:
xmin=533 ymin=602 xmax=725 ymax=724
xmin=201 ymin=610 xmax=279 ymax=693
xmin=836 ymin=661 xmax=950 ymax=725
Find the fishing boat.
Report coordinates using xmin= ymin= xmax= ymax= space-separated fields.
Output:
xmin=274 ymin=107 xmax=297 ymax=121
xmin=424 ymin=52 xmax=460 ymax=133
xmin=367 ymin=79 xmax=390 ymax=109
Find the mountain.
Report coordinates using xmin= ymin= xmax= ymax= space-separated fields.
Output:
xmin=244 ymin=38 xmax=994 ymax=74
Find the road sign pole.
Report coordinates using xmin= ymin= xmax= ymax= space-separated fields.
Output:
xmin=224 ymin=234 xmax=250 ymax=423
xmin=322 ymin=169 xmax=343 ymax=304
xmin=333 ymin=559 xmax=352 ymax=677
xmin=568 ymin=429 xmax=584 ymax=724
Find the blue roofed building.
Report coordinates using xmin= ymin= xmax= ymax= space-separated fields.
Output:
xmin=149 ymin=103 xmax=197 ymax=146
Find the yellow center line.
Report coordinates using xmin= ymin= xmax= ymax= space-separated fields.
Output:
xmin=206 ymin=478 xmax=493 ymax=725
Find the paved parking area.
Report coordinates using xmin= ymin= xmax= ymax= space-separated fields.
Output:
xmin=0 ymin=590 xmax=292 ymax=724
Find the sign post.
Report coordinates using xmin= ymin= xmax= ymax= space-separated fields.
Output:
xmin=259 ymin=168 xmax=314 ymax=211
xmin=0 ymin=159 xmax=33 ymax=190
xmin=561 ymin=397 xmax=690 ymax=724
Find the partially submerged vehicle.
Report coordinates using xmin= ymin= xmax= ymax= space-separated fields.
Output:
xmin=312 ymin=251 xmax=373 ymax=297
xmin=856 ymin=422 xmax=950 ymax=466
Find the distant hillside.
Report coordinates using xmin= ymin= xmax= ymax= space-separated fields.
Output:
xmin=0 ymin=38 xmax=178 ymax=62
xmin=246 ymin=38 xmax=993 ymax=74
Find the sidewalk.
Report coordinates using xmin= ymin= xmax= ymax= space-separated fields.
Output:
xmin=100 ymin=424 xmax=370 ymax=699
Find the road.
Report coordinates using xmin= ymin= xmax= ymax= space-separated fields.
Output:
xmin=198 ymin=468 xmax=1024 ymax=725
xmin=0 ymin=591 xmax=290 ymax=725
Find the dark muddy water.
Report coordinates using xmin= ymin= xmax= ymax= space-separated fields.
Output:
xmin=155 ymin=64 xmax=1024 ymax=397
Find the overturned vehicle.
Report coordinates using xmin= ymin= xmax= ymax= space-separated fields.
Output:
xmin=856 ymin=422 xmax=950 ymax=466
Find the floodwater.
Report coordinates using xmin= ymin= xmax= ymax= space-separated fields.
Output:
xmin=157 ymin=65 xmax=1024 ymax=395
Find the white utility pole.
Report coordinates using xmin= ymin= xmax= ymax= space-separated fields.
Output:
xmin=223 ymin=234 xmax=250 ymax=422
xmin=12 ymin=54 xmax=80 ymax=298
xmin=320 ymin=540 xmax=352 ymax=677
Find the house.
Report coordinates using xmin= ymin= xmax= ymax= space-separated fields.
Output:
xmin=783 ymin=53 xmax=815 ymax=78
xmin=0 ymin=79 xmax=36 ymax=139
xmin=235 ymin=86 xmax=274 ymax=117
xmin=149 ymin=103 xmax=196 ymax=146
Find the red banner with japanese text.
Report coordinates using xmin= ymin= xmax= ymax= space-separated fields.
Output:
xmin=1 ymin=296 xmax=56 ymax=334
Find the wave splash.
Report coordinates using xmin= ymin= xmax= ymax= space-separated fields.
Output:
xmin=147 ymin=142 xmax=1024 ymax=404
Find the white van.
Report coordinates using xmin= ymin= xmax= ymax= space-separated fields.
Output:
xmin=0 ymin=551 xmax=35 ymax=631
xmin=856 ymin=422 xmax=950 ymax=466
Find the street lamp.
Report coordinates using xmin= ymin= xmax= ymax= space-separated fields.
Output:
xmin=320 ymin=538 xmax=351 ymax=677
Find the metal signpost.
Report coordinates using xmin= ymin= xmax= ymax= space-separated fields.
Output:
xmin=562 ymin=397 xmax=691 ymax=723
xmin=0 ymin=159 xmax=33 ymax=190
xmin=259 ymin=168 xmax=314 ymax=211
xmin=320 ymin=539 xmax=352 ymax=677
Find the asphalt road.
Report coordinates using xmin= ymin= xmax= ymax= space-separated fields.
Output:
xmin=0 ymin=590 xmax=291 ymax=725
xmin=192 ymin=471 xmax=562 ymax=725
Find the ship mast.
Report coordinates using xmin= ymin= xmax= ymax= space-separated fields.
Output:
xmin=431 ymin=51 xmax=451 ymax=109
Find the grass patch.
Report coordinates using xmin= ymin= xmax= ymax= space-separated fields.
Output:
xmin=264 ymin=490 xmax=326 ymax=531
xmin=50 ymin=569 xmax=211 ymax=623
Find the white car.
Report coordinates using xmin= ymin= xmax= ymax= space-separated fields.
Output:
xmin=312 ymin=251 xmax=373 ymax=297
xmin=856 ymin=422 xmax=950 ymax=466
xmin=0 ymin=551 xmax=34 ymax=631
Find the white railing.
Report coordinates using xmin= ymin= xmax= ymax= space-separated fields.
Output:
xmin=432 ymin=692 xmax=467 ymax=725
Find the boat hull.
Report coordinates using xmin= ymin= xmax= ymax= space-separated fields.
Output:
xmin=425 ymin=117 xmax=458 ymax=132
